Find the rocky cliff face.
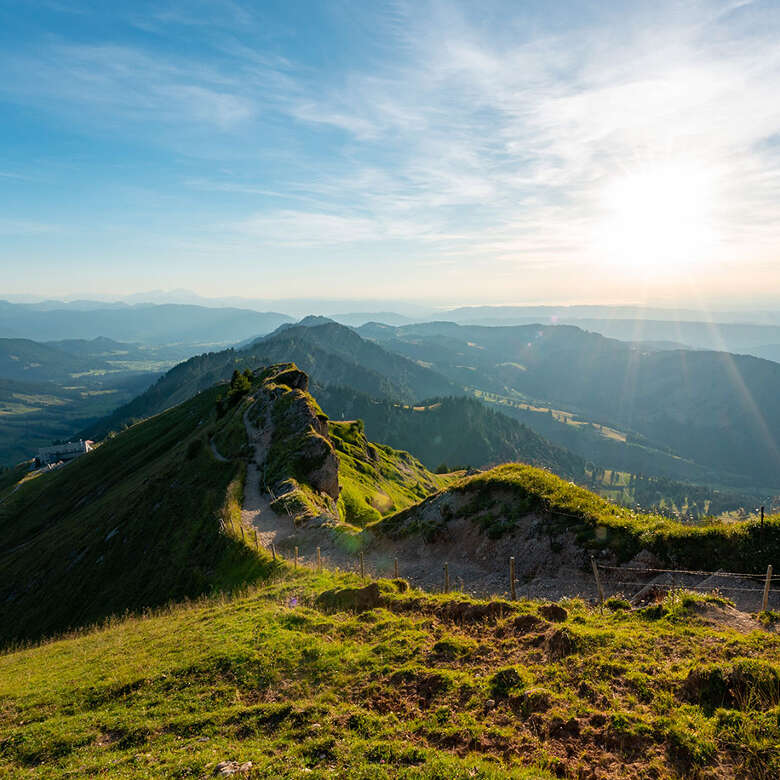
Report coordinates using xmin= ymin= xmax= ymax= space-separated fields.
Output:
xmin=254 ymin=364 xmax=340 ymax=503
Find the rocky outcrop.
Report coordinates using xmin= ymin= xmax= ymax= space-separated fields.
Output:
xmin=272 ymin=366 xmax=309 ymax=392
xmin=255 ymin=364 xmax=340 ymax=503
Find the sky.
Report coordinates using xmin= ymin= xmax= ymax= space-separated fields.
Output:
xmin=1 ymin=0 xmax=780 ymax=307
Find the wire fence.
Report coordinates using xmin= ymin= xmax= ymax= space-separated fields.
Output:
xmin=590 ymin=558 xmax=776 ymax=610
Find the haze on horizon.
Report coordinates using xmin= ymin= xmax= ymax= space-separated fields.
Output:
xmin=2 ymin=1 xmax=780 ymax=308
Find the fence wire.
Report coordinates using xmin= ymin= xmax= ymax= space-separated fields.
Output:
xmin=595 ymin=563 xmax=780 ymax=580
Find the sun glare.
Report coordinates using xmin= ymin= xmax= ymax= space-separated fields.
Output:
xmin=595 ymin=162 xmax=719 ymax=275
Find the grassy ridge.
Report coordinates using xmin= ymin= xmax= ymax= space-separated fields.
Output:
xmin=0 ymin=386 xmax=270 ymax=647
xmin=0 ymin=564 xmax=778 ymax=778
xmin=380 ymin=463 xmax=780 ymax=571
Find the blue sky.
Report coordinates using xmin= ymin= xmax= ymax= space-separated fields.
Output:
xmin=2 ymin=0 xmax=780 ymax=306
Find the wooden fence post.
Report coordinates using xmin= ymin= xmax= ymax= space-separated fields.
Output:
xmin=394 ymin=558 xmax=399 ymax=579
xmin=360 ymin=551 xmax=365 ymax=581
xmin=271 ymin=543 xmax=276 ymax=561
xmin=254 ymin=528 xmax=259 ymax=550
xmin=762 ymin=564 xmax=773 ymax=612
xmin=443 ymin=562 xmax=449 ymax=594
xmin=316 ymin=546 xmax=322 ymax=573
xmin=294 ymin=546 xmax=298 ymax=570
xmin=509 ymin=557 xmax=516 ymax=600
xmin=591 ymin=556 xmax=605 ymax=608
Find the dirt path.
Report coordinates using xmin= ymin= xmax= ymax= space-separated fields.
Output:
xmin=240 ymin=404 xmax=368 ymax=573
xmin=240 ymin=406 xmax=296 ymax=549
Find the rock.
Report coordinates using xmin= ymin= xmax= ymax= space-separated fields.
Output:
xmin=215 ymin=760 xmax=253 ymax=776
xmin=258 ymin=365 xmax=341 ymax=503
xmin=304 ymin=433 xmax=340 ymax=500
xmin=273 ymin=367 xmax=309 ymax=391
xmin=315 ymin=583 xmax=382 ymax=612
xmin=538 ymin=603 xmax=568 ymax=622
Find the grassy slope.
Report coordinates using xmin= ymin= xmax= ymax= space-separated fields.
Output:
xmin=380 ymin=463 xmax=780 ymax=571
xmin=0 ymin=564 xmax=778 ymax=778
xmin=0 ymin=460 xmax=32 ymax=494
xmin=0 ymin=385 xmax=269 ymax=647
xmin=329 ymin=419 xmax=455 ymax=527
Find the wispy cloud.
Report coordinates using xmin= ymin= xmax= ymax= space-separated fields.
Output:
xmin=4 ymin=1 xmax=780 ymax=302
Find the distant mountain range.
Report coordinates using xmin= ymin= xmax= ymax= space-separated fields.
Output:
xmin=0 ymin=300 xmax=292 ymax=344
xmin=81 ymin=319 xmax=459 ymax=440
xmin=7 ymin=308 xmax=780 ymax=498
xmin=357 ymin=321 xmax=780 ymax=487
xmin=7 ymin=296 xmax=780 ymax=361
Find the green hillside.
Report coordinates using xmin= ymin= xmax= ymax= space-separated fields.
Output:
xmin=318 ymin=385 xmax=584 ymax=478
xmin=1 ymin=564 xmax=778 ymax=778
xmin=379 ymin=463 xmax=780 ymax=572
xmin=0 ymin=384 xmax=269 ymax=647
xmin=330 ymin=419 xmax=452 ymax=527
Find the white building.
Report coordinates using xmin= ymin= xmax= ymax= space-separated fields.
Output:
xmin=37 ymin=439 xmax=94 ymax=466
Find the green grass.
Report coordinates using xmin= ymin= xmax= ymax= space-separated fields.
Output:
xmin=0 ymin=566 xmax=777 ymax=778
xmin=0 ymin=460 xmax=32 ymax=495
xmin=330 ymin=419 xmax=453 ymax=528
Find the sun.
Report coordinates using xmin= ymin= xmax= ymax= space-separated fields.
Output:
xmin=594 ymin=161 xmax=719 ymax=274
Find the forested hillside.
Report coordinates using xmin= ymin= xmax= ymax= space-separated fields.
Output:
xmin=317 ymin=384 xmax=584 ymax=478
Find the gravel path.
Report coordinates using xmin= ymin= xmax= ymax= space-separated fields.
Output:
xmin=241 ymin=407 xmax=295 ymax=549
